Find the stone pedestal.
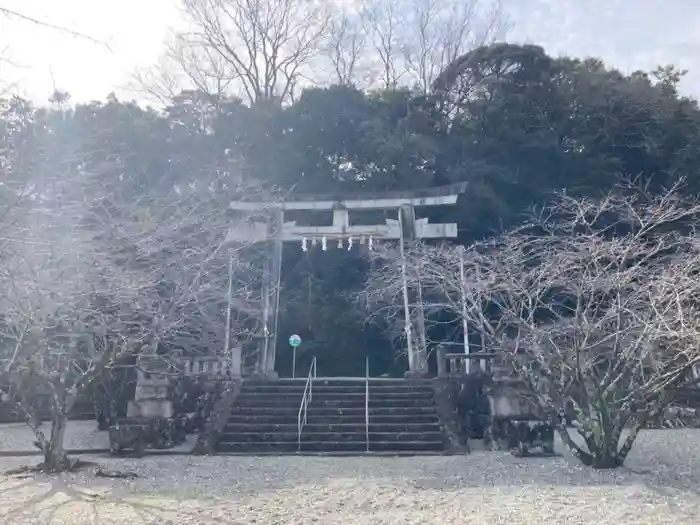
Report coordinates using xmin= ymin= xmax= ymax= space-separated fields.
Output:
xmin=126 ymin=355 xmax=173 ymax=419
xmin=112 ymin=354 xmax=183 ymax=454
xmin=230 ymin=346 xmax=242 ymax=378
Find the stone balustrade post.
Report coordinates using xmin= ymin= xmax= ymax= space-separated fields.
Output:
xmin=230 ymin=346 xmax=242 ymax=378
xmin=436 ymin=344 xmax=447 ymax=378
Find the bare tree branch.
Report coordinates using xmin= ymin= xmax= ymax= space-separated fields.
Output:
xmin=360 ymin=0 xmax=404 ymax=90
xmin=322 ymin=10 xmax=366 ymax=86
xmin=127 ymin=57 xmax=184 ymax=107
xmin=180 ymin=0 xmax=331 ymax=105
xmin=126 ymin=32 xmax=237 ymax=109
xmin=0 ymin=7 xmax=113 ymax=51
xmin=356 ymin=0 xmax=510 ymax=92
xmin=363 ymin=180 xmax=700 ymax=468
xmin=0 ymin=116 xmax=265 ymax=469
xmin=399 ymin=0 xmax=510 ymax=93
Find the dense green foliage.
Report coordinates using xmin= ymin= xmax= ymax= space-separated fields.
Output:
xmin=2 ymin=44 xmax=698 ymax=376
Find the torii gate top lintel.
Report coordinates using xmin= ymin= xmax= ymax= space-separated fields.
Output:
xmin=228 ymin=183 xmax=467 ymax=212
xmin=227 ymin=184 xmax=465 ymax=243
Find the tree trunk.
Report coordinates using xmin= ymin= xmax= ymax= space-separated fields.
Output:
xmin=591 ymin=456 xmax=624 ymax=468
xmin=43 ymin=409 xmax=71 ymax=472
xmin=554 ymin=423 xmax=594 ymax=465
xmin=564 ymin=415 xmax=629 ymax=469
xmin=40 ymin=385 xmax=78 ymax=472
xmin=615 ymin=419 xmax=645 ymax=466
xmin=582 ymin=423 xmax=627 ymax=469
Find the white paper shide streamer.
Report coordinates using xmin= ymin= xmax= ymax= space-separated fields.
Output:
xmin=300 ymin=235 xmax=374 ymax=251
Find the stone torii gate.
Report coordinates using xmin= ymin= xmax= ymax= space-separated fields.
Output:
xmin=226 ymin=184 xmax=466 ymax=378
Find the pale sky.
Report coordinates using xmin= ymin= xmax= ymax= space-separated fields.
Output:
xmin=1 ymin=0 xmax=699 ymax=104
xmin=0 ymin=0 xmax=182 ymax=103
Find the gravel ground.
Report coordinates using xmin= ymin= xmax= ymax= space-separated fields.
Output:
xmin=0 ymin=421 xmax=109 ymax=452
xmin=0 ymin=421 xmax=197 ymax=453
xmin=0 ymin=430 xmax=698 ymax=524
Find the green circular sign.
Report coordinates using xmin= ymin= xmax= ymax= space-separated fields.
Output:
xmin=288 ymin=334 xmax=302 ymax=347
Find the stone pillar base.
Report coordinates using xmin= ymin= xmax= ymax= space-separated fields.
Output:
xmin=404 ymin=369 xmax=430 ymax=379
xmin=485 ymin=419 xmax=555 ymax=456
xmin=250 ymin=369 xmax=279 ymax=379
xmin=109 ymin=415 xmax=185 ymax=453
xmin=127 ymin=399 xmax=174 ymax=419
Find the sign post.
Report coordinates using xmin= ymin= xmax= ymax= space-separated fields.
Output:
xmin=288 ymin=334 xmax=302 ymax=378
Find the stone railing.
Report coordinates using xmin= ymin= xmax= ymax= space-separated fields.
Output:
xmin=436 ymin=346 xmax=497 ymax=377
xmin=177 ymin=356 xmax=233 ymax=376
xmin=173 ymin=348 xmax=243 ymax=378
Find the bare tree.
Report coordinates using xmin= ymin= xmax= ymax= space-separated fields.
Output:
xmin=359 ymin=0 xmax=404 ymax=90
xmin=322 ymin=10 xmax=366 ymax=86
xmin=95 ymin=186 xmax=264 ymax=358
xmin=136 ymin=0 xmax=509 ymax=101
xmin=127 ymin=32 xmax=237 ymax=108
xmin=399 ymin=0 xmax=509 ymax=93
xmin=357 ymin=240 xmax=448 ymax=361
xmin=180 ymin=0 xmax=331 ymax=105
xmin=356 ymin=0 xmax=509 ymax=92
xmin=365 ymin=182 xmax=700 ymax=468
xmin=0 ymin=138 xmax=262 ymax=471
xmin=128 ymin=55 xmax=184 ymax=107
xmin=0 ymin=165 xmax=147 ymax=471
xmin=169 ymin=34 xmax=237 ymax=105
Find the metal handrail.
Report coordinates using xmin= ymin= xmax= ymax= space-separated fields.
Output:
xmin=297 ymin=357 xmax=317 ymax=451
xmin=365 ymin=356 xmax=370 ymax=452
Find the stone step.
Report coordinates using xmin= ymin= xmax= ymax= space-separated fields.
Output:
xmin=220 ymin=431 xmax=443 ymax=443
xmin=243 ymin=379 xmax=434 ymax=388
xmin=238 ymin=391 xmax=434 ymax=400
xmin=232 ymin=406 xmax=300 ymax=415
xmin=240 ymin=384 xmax=435 ymax=395
xmin=216 ymin=378 xmax=445 ymax=455
xmin=215 ymin=450 xmax=447 ymax=457
xmin=217 ymin=440 xmax=445 ymax=453
xmin=232 ymin=405 xmax=438 ymax=416
xmin=307 ymin=406 xmax=438 ymax=415
xmin=222 ymin=422 xmax=442 ymax=433
xmin=227 ymin=413 xmax=441 ymax=425
xmin=236 ymin=397 xmax=435 ymax=408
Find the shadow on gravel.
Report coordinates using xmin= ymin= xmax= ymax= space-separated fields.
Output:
xmin=0 ymin=473 xmax=208 ymax=525
xmin=2 ymin=430 xmax=700 ymax=524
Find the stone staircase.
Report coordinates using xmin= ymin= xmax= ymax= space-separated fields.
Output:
xmin=216 ymin=378 xmax=445 ymax=454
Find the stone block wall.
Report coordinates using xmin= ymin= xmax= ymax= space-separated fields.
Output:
xmin=435 ymin=374 xmax=555 ymax=455
xmin=485 ymin=378 xmax=554 ymax=455
xmin=434 ymin=373 xmax=491 ymax=445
